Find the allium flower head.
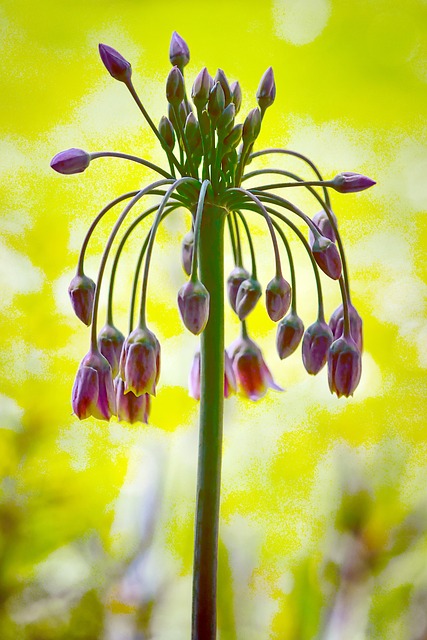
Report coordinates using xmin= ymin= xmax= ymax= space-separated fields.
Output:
xmin=68 ymin=273 xmax=96 ymax=326
xmin=120 ymin=326 xmax=160 ymax=397
xmin=72 ymin=350 xmax=116 ymax=421
xmin=98 ymin=44 xmax=132 ymax=83
xmin=50 ymin=148 xmax=91 ymax=175
xmin=228 ymin=335 xmax=282 ymax=401
xmin=328 ymin=335 xmax=362 ymax=397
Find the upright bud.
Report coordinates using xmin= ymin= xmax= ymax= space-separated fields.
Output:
xmin=328 ymin=335 xmax=362 ymax=397
xmin=169 ymin=31 xmax=190 ymax=69
xmin=227 ymin=266 xmax=250 ymax=313
xmin=217 ymin=103 xmax=236 ymax=138
xmin=214 ymin=69 xmax=231 ymax=105
xmin=256 ymin=67 xmax=276 ymax=113
xmin=50 ymin=148 xmax=91 ymax=175
xmin=177 ymin=279 xmax=210 ymax=335
xmin=223 ymin=124 xmax=243 ymax=150
xmin=68 ymin=273 xmax=96 ymax=326
xmin=98 ymin=323 xmax=125 ymax=378
xmin=309 ymin=210 xmax=337 ymax=245
xmin=265 ymin=276 xmax=292 ymax=322
xmin=98 ymin=44 xmax=132 ymax=83
xmin=230 ymin=81 xmax=242 ymax=114
xmin=242 ymin=108 xmax=262 ymax=145
xmin=185 ymin=112 xmax=202 ymax=148
xmin=191 ymin=67 xmax=213 ymax=109
xmin=159 ymin=116 xmax=175 ymax=150
xmin=302 ymin=320 xmax=334 ymax=375
xmin=120 ymin=327 xmax=160 ymax=397
xmin=208 ymin=82 xmax=225 ymax=123
xmin=331 ymin=172 xmax=376 ymax=193
xmin=311 ymin=236 xmax=342 ymax=280
xmin=166 ymin=66 xmax=185 ymax=107
xmin=235 ymin=277 xmax=262 ymax=320
xmin=181 ymin=230 xmax=194 ymax=276
xmin=276 ymin=312 xmax=304 ymax=359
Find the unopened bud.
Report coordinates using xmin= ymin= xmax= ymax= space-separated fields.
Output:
xmin=312 ymin=236 xmax=342 ymax=280
xmin=120 ymin=327 xmax=160 ymax=396
xmin=166 ymin=66 xmax=185 ymax=107
xmin=302 ymin=320 xmax=333 ymax=375
xmin=98 ymin=323 xmax=125 ymax=378
xmin=177 ymin=279 xmax=210 ymax=335
xmin=331 ymin=172 xmax=376 ymax=193
xmin=265 ymin=276 xmax=291 ymax=322
xmin=185 ymin=112 xmax=202 ymax=148
xmin=309 ymin=210 xmax=337 ymax=245
xmin=181 ymin=230 xmax=194 ymax=275
xmin=159 ymin=116 xmax=176 ymax=150
xmin=230 ymin=81 xmax=242 ymax=114
xmin=50 ymin=148 xmax=91 ymax=175
xmin=169 ymin=31 xmax=190 ymax=69
xmin=242 ymin=108 xmax=262 ymax=145
xmin=222 ymin=149 xmax=238 ymax=174
xmin=227 ymin=266 xmax=250 ymax=312
xmin=235 ymin=277 xmax=262 ymax=320
xmin=276 ymin=312 xmax=304 ymax=359
xmin=208 ymin=82 xmax=225 ymax=122
xmin=98 ymin=43 xmax=132 ymax=83
xmin=223 ymin=124 xmax=243 ymax=150
xmin=256 ymin=67 xmax=276 ymax=113
xmin=68 ymin=273 xmax=96 ymax=325
xmin=192 ymin=67 xmax=213 ymax=109
xmin=328 ymin=335 xmax=362 ymax=397
xmin=217 ymin=103 xmax=235 ymax=137
xmin=330 ymin=303 xmax=363 ymax=352
xmin=214 ymin=69 xmax=231 ymax=105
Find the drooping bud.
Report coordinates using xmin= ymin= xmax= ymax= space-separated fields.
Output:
xmin=276 ymin=312 xmax=304 ymax=359
xmin=98 ymin=44 xmax=132 ymax=83
xmin=189 ymin=350 xmax=236 ymax=400
xmin=191 ymin=67 xmax=213 ymax=109
xmin=181 ymin=230 xmax=194 ymax=276
xmin=120 ymin=327 xmax=160 ymax=396
xmin=235 ymin=277 xmax=262 ymax=320
xmin=166 ymin=66 xmax=185 ymax=107
xmin=223 ymin=124 xmax=243 ymax=150
xmin=216 ymin=103 xmax=236 ymax=138
xmin=330 ymin=303 xmax=363 ymax=352
xmin=214 ymin=69 xmax=231 ymax=105
xmin=331 ymin=172 xmax=376 ymax=193
xmin=159 ymin=116 xmax=176 ymax=150
xmin=208 ymin=82 xmax=225 ymax=123
xmin=50 ymin=148 xmax=91 ymax=175
xmin=184 ymin=112 xmax=202 ymax=149
xmin=68 ymin=273 xmax=96 ymax=325
xmin=309 ymin=209 xmax=337 ymax=245
xmin=228 ymin=335 xmax=283 ymax=401
xmin=256 ymin=67 xmax=276 ymax=113
xmin=230 ymin=81 xmax=242 ymax=114
xmin=169 ymin=31 xmax=190 ymax=69
xmin=227 ymin=266 xmax=250 ymax=312
xmin=265 ymin=276 xmax=292 ymax=322
xmin=98 ymin=323 xmax=125 ymax=378
xmin=115 ymin=377 xmax=150 ymax=424
xmin=328 ymin=335 xmax=362 ymax=397
xmin=302 ymin=320 xmax=334 ymax=375
xmin=242 ymin=108 xmax=262 ymax=145
xmin=311 ymin=236 xmax=342 ymax=280
xmin=72 ymin=350 xmax=116 ymax=421
xmin=177 ymin=279 xmax=210 ymax=335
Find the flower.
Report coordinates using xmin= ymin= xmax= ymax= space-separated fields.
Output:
xmin=166 ymin=66 xmax=185 ymax=106
xmin=227 ymin=266 xmax=250 ymax=313
xmin=120 ymin=327 xmax=160 ymax=396
xmin=98 ymin=43 xmax=132 ymax=82
xmin=189 ymin=351 xmax=236 ymax=400
xmin=256 ymin=67 xmax=276 ymax=113
xmin=235 ymin=277 xmax=262 ymax=320
xmin=330 ymin=303 xmax=363 ymax=352
xmin=115 ymin=377 xmax=150 ymax=424
xmin=98 ymin=323 xmax=125 ymax=378
xmin=228 ymin=335 xmax=283 ymax=401
xmin=276 ymin=312 xmax=304 ymax=359
xmin=50 ymin=148 xmax=91 ymax=175
xmin=169 ymin=31 xmax=190 ymax=69
xmin=328 ymin=335 xmax=362 ymax=397
xmin=72 ymin=350 xmax=116 ymax=420
xmin=309 ymin=210 xmax=337 ymax=244
xmin=311 ymin=236 xmax=342 ymax=280
xmin=177 ymin=279 xmax=210 ymax=335
xmin=331 ymin=172 xmax=376 ymax=193
xmin=302 ymin=320 xmax=334 ymax=375
xmin=265 ymin=275 xmax=291 ymax=322
xmin=68 ymin=273 xmax=96 ymax=325
xmin=192 ymin=68 xmax=213 ymax=109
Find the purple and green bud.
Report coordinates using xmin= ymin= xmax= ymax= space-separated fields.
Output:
xmin=159 ymin=116 xmax=176 ymax=151
xmin=72 ymin=349 xmax=116 ymax=421
xmin=311 ymin=236 xmax=342 ymax=280
xmin=230 ymin=81 xmax=242 ymax=114
xmin=227 ymin=266 xmax=250 ymax=312
xmin=177 ymin=279 xmax=210 ymax=335
xmin=331 ymin=172 xmax=376 ymax=193
xmin=166 ymin=66 xmax=185 ymax=107
xmin=302 ymin=320 xmax=334 ymax=375
xmin=276 ymin=312 xmax=304 ymax=359
xmin=192 ymin=67 xmax=213 ymax=109
xmin=235 ymin=277 xmax=262 ymax=320
xmin=169 ymin=31 xmax=190 ymax=69
xmin=115 ymin=377 xmax=150 ymax=424
xmin=120 ymin=326 xmax=160 ymax=396
xmin=242 ymin=108 xmax=262 ymax=145
xmin=228 ymin=335 xmax=282 ymax=401
xmin=214 ymin=69 xmax=231 ymax=106
xmin=50 ymin=148 xmax=91 ymax=175
xmin=181 ymin=230 xmax=194 ymax=276
xmin=68 ymin=273 xmax=96 ymax=326
xmin=309 ymin=209 xmax=337 ymax=245
xmin=217 ymin=103 xmax=236 ymax=138
xmin=208 ymin=82 xmax=225 ymax=123
xmin=98 ymin=323 xmax=125 ymax=378
xmin=265 ymin=276 xmax=292 ymax=322
xmin=328 ymin=335 xmax=362 ymax=397
xmin=223 ymin=124 xmax=243 ymax=150
xmin=256 ymin=67 xmax=276 ymax=113
xmin=330 ymin=303 xmax=363 ymax=352
xmin=98 ymin=43 xmax=132 ymax=83
xmin=185 ymin=112 xmax=202 ymax=149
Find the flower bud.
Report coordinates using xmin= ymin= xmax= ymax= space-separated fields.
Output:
xmin=181 ymin=230 xmax=194 ymax=276
xmin=120 ymin=327 xmax=160 ymax=396
xmin=72 ymin=350 xmax=116 ymax=421
xmin=50 ymin=148 xmax=91 ymax=175
xmin=198 ymin=109 xmax=211 ymax=145
xmin=223 ymin=124 xmax=243 ymax=150
xmin=214 ymin=69 xmax=231 ymax=106
xmin=98 ymin=323 xmax=125 ymax=378
xmin=302 ymin=320 xmax=334 ymax=375
xmin=309 ymin=210 xmax=337 ymax=245
xmin=216 ymin=103 xmax=235 ymax=138
xmin=256 ymin=67 xmax=276 ymax=113
xmin=328 ymin=335 xmax=362 ymax=397
xmin=115 ymin=377 xmax=150 ymax=424
xmin=330 ymin=303 xmax=363 ymax=352
xmin=276 ymin=312 xmax=304 ymax=359
xmin=177 ymin=279 xmax=210 ymax=335
xmin=159 ymin=116 xmax=176 ymax=150
xmin=227 ymin=266 xmax=250 ymax=312
xmin=191 ymin=67 xmax=213 ymax=109
xmin=331 ymin=172 xmax=376 ymax=193
xmin=208 ymin=81 xmax=225 ymax=122
xmin=235 ymin=277 xmax=262 ymax=320
xmin=184 ymin=112 xmax=202 ymax=148
xmin=222 ymin=149 xmax=238 ymax=174
xmin=189 ymin=350 xmax=236 ymax=400
xmin=169 ymin=31 xmax=190 ymax=69
xmin=242 ymin=108 xmax=262 ymax=145
xmin=68 ymin=273 xmax=96 ymax=325
xmin=265 ymin=276 xmax=291 ymax=322
xmin=230 ymin=81 xmax=242 ymax=114
xmin=228 ymin=335 xmax=282 ymax=401
xmin=98 ymin=43 xmax=132 ymax=83
xmin=166 ymin=66 xmax=185 ymax=107
xmin=311 ymin=236 xmax=342 ymax=280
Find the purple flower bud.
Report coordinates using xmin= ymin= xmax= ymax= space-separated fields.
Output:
xmin=189 ymin=350 xmax=236 ymax=400
xmin=177 ymin=279 xmax=210 ymax=335
xmin=230 ymin=81 xmax=242 ymax=114
xmin=98 ymin=323 xmax=125 ymax=378
xmin=166 ymin=66 xmax=185 ymax=107
xmin=223 ymin=124 xmax=243 ymax=150
xmin=311 ymin=235 xmax=342 ymax=280
xmin=181 ymin=230 xmax=194 ymax=276
xmin=184 ymin=112 xmax=202 ymax=148
xmin=331 ymin=172 xmax=376 ymax=193
xmin=208 ymin=82 xmax=225 ymax=122
xmin=68 ymin=273 xmax=96 ymax=326
xmin=227 ymin=266 xmax=250 ymax=312
xmin=192 ymin=67 xmax=213 ymax=109
xmin=328 ymin=335 xmax=362 ymax=397
xmin=72 ymin=350 xmax=116 ymax=421
xmin=169 ymin=31 xmax=190 ymax=69
xmin=214 ymin=69 xmax=231 ymax=105
xmin=242 ymin=108 xmax=262 ymax=145
xmin=115 ymin=377 xmax=150 ymax=424
xmin=276 ymin=312 xmax=304 ymax=359
xmin=50 ymin=148 xmax=91 ymax=175
xmin=256 ymin=67 xmax=276 ymax=112
xmin=159 ymin=116 xmax=176 ymax=150
xmin=330 ymin=303 xmax=363 ymax=352
xmin=265 ymin=276 xmax=292 ymax=322
xmin=302 ymin=320 xmax=334 ymax=375
xmin=120 ymin=327 xmax=160 ymax=397
xmin=98 ymin=43 xmax=132 ymax=83
xmin=309 ymin=210 xmax=337 ymax=245
xmin=235 ymin=277 xmax=262 ymax=320
xmin=228 ymin=336 xmax=283 ymax=401
xmin=217 ymin=103 xmax=235 ymax=137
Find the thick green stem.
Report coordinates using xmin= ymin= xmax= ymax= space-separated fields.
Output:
xmin=192 ymin=204 xmax=226 ymax=640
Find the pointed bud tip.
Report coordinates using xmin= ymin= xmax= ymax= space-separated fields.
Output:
xmin=169 ymin=31 xmax=190 ymax=68
xmin=51 ymin=148 xmax=91 ymax=175
xmin=332 ymin=172 xmax=376 ymax=193
xmin=98 ymin=43 xmax=131 ymax=82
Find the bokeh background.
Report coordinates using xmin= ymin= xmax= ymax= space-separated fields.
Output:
xmin=1 ymin=0 xmax=427 ymax=638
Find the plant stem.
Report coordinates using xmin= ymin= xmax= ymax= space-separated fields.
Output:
xmin=191 ymin=204 xmax=226 ymax=640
